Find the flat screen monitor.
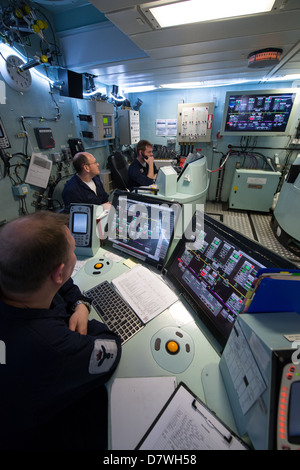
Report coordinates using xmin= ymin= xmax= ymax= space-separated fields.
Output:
xmin=164 ymin=210 xmax=297 ymax=347
xmin=220 ymin=89 xmax=298 ymax=136
xmin=106 ymin=190 xmax=181 ymax=270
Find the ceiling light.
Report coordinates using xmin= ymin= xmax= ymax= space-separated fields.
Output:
xmin=160 ymin=82 xmax=203 ymax=88
xmin=123 ymin=85 xmax=157 ymax=93
xmin=248 ymin=48 xmax=282 ymax=68
xmin=146 ymin=0 xmax=275 ymax=28
xmin=160 ymin=78 xmax=255 ymax=89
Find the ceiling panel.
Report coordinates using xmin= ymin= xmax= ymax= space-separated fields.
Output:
xmin=34 ymin=0 xmax=300 ymax=89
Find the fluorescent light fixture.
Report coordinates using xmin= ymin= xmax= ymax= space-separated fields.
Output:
xmin=148 ymin=0 xmax=275 ymax=28
xmin=160 ymin=81 xmax=202 ymax=88
xmin=160 ymin=78 xmax=254 ymax=89
xmin=123 ymin=85 xmax=157 ymax=93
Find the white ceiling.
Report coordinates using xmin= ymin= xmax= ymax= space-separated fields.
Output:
xmin=36 ymin=0 xmax=300 ymax=90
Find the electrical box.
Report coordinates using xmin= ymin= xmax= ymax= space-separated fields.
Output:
xmin=52 ymin=152 xmax=61 ymax=163
xmin=34 ymin=128 xmax=55 ymax=149
xmin=118 ymin=109 xmax=140 ymax=145
xmin=177 ymin=102 xmax=214 ymax=143
xmin=62 ymin=148 xmax=72 ymax=162
xmin=12 ymin=184 xmax=29 ymax=197
xmin=85 ymin=101 xmax=115 ymax=141
xmin=229 ymin=169 xmax=281 ymax=212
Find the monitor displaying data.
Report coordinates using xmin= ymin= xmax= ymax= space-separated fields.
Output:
xmin=164 ymin=211 xmax=297 ymax=346
xmin=220 ymin=89 xmax=298 ymax=136
xmin=107 ymin=190 xmax=181 ymax=270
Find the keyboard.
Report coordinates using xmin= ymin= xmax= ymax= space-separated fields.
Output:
xmin=85 ymin=280 xmax=144 ymax=343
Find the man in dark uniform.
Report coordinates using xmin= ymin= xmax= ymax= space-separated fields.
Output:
xmin=128 ymin=140 xmax=158 ymax=190
xmin=62 ymin=152 xmax=111 ymax=211
xmin=0 ymin=211 xmax=121 ymax=450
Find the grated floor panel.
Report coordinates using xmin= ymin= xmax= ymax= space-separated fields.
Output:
xmin=205 ymin=202 xmax=300 ymax=268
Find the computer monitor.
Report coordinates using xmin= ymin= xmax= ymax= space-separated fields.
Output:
xmin=164 ymin=210 xmax=298 ymax=347
xmin=69 ymin=204 xmax=99 ymax=257
xmin=220 ymin=89 xmax=298 ymax=136
xmin=106 ymin=190 xmax=181 ymax=270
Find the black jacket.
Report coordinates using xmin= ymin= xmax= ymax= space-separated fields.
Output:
xmin=62 ymin=174 xmax=109 ymax=210
xmin=0 ymin=278 xmax=121 ymax=446
xmin=128 ymin=158 xmax=158 ymax=190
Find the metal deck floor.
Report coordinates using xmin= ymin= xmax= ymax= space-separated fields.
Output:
xmin=205 ymin=201 xmax=300 ymax=268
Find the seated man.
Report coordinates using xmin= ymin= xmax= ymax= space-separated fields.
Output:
xmin=0 ymin=211 xmax=122 ymax=450
xmin=62 ymin=152 xmax=110 ymax=211
xmin=128 ymin=140 xmax=158 ymax=190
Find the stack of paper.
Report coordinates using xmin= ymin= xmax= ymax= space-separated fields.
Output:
xmin=112 ymin=265 xmax=178 ymax=323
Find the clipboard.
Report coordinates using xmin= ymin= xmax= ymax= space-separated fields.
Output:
xmin=136 ymin=382 xmax=249 ymax=450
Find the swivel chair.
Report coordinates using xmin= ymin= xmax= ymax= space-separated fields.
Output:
xmin=107 ymin=152 xmax=130 ymax=191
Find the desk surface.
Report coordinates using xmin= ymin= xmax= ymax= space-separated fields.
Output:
xmin=73 ymin=246 xmax=238 ymax=450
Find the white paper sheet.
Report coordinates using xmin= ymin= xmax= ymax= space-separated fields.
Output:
xmin=138 ymin=383 xmax=247 ymax=450
xmin=110 ymin=376 xmax=177 ymax=450
xmin=112 ymin=265 xmax=178 ymax=323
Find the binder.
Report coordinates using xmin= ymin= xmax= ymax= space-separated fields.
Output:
xmin=136 ymin=382 xmax=248 ymax=450
xmin=243 ymin=268 xmax=300 ymax=314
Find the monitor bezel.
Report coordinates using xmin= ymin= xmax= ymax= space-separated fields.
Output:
xmin=163 ymin=211 xmax=298 ymax=348
xmin=220 ymin=88 xmax=298 ymax=137
xmin=106 ymin=190 xmax=182 ymax=270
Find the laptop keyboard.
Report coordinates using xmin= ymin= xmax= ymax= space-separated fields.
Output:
xmin=85 ymin=280 xmax=144 ymax=344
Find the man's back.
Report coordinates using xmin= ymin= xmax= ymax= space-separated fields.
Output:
xmin=0 ymin=280 xmax=121 ymax=449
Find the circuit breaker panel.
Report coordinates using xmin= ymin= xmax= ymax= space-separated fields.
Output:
xmin=118 ymin=109 xmax=140 ymax=145
xmin=177 ymin=102 xmax=214 ymax=142
xmin=85 ymin=100 xmax=115 ymax=141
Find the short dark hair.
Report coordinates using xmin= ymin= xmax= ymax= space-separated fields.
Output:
xmin=136 ymin=140 xmax=152 ymax=155
xmin=72 ymin=152 xmax=89 ymax=173
xmin=0 ymin=212 xmax=70 ymax=293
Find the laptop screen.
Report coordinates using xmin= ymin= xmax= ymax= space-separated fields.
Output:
xmin=164 ymin=210 xmax=297 ymax=347
xmin=106 ymin=190 xmax=181 ymax=270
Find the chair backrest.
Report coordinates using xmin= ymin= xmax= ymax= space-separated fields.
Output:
xmin=107 ymin=152 xmax=130 ymax=190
